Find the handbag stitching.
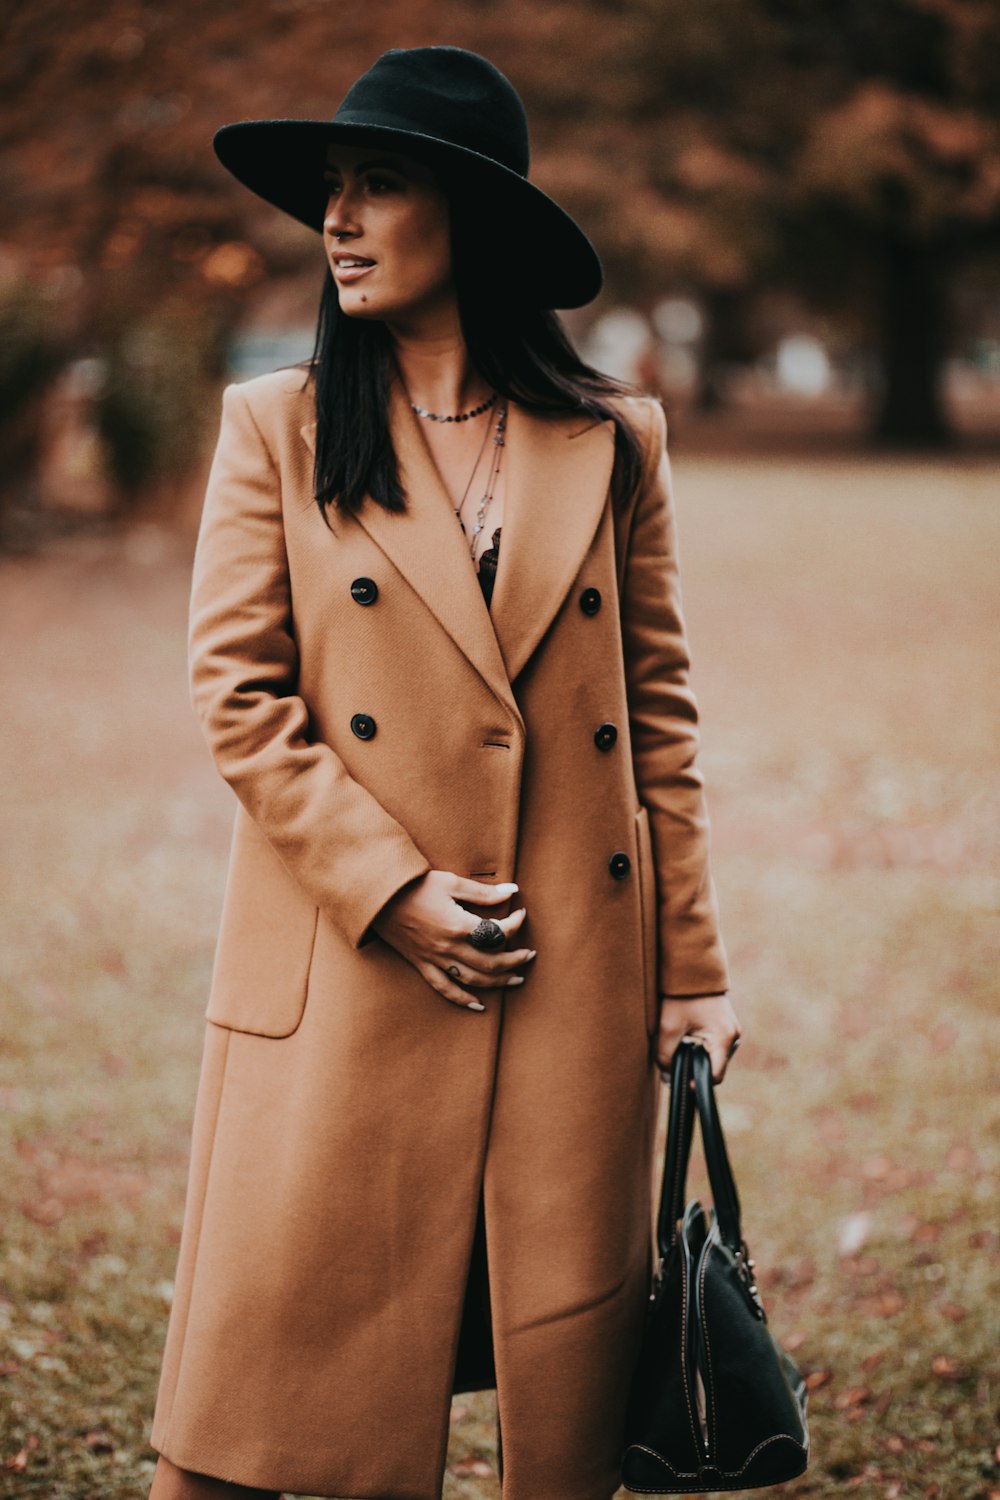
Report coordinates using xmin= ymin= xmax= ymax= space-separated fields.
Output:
xmin=699 ymin=1238 xmax=717 ymax=1461
xmin=623 ymin=1429 xmax=809 ymax=1493
xmin=676 ymin=1243 xmax=699 ymax=1450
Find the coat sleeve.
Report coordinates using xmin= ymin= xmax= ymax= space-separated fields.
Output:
xmin=620 ymin=396 xmax=730 ymax=998
xmin=188 ymin=381 xmax=432 ymax=950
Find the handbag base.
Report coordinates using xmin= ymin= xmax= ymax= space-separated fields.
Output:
xmin=623 ymin=1436 xmax=809 ymax=1494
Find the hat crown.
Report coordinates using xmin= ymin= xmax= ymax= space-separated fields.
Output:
xmin=332 ymin=46 xmax=530 ymax=178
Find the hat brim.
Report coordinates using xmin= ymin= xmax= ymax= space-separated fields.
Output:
xmin=213 ymin=119 xmax=603 ymax=309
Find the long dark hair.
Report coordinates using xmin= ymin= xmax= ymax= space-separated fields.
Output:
xmin=297 ymin=178 xmax=645 ymax=526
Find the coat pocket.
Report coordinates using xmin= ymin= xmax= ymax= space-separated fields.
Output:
xmin=205 ymin=809 xmax=320 ymax=1038
xmin=634 ymin=804 xmax=660 ymax=1037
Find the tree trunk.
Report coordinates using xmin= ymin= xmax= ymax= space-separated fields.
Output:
xmin=872 ymin=235 xmax=953 ymax=448
xmin=694 ymin=288 xmax=749 ymax=412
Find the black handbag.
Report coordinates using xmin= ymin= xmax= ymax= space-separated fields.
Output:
xmin=621 ymin=1039 xmax=810 ymax=1493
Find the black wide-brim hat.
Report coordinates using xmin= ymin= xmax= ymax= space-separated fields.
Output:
xmin=213 ymin=45 xmax=603 ymax=309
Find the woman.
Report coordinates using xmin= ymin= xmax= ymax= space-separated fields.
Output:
xmin=149 ymin=44 xmax=741 ymax=1500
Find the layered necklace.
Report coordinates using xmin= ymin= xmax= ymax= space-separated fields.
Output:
xmin=410 ymin=389 xmax=507 ymax=561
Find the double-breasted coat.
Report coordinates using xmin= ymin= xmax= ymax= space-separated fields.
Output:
xmin=150 ymin=365 xmax=730 ymax=1500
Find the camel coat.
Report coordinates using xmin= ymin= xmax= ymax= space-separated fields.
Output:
xmin=150 ymin=366 xmax=729 ymax=1500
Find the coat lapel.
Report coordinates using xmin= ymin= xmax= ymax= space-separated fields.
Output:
xmin=299 ymin=381 xmax=615 ymax=713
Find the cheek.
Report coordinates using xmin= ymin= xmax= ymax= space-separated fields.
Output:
xmin=389 ymin=202 xmax=452 ymax=289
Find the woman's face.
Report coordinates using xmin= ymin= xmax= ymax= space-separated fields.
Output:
xmin=322 ymin=143 xmax=454 ymax=325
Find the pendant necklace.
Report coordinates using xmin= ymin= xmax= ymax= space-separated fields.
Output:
xmin=411 ymin=385 xmax=508 ymax=564
xmin=454 ymin=399 xmax=507 ymax=561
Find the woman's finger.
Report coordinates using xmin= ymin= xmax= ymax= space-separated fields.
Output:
xmin=443 ymin=958 xmax=529 ymax=990
xmin=454 ymin=907 xmax=533 ymax=965
xmin=656 ymin=1029 xmax=742 ymax=1085
xmin=450 ymin=876 xmax=520 ymax=904
xmin=416 ymin=960 xmax=487 ymax=1011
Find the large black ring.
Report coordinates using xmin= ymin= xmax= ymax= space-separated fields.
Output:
xmin=466 ymin=918 xmax=506 ymax=951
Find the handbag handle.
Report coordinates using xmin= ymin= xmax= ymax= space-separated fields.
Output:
xmin=656 ymin=1039 xmax=744 ymax=1256
xmin=656 ymin=1039 xmax=697 ymax=1256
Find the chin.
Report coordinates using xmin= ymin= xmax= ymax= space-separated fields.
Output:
xmin=336 ymin=295 xmax=387 ymax=320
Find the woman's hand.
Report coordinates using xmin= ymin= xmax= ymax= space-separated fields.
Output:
xmin=656 ymin=994 xmax=742 ymax=1084
xmin=371 ymin=871 xmax=536 ymax=1010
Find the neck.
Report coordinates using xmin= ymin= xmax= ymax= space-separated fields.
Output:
xmin=387 ymin=308 xmax=490 ymax=417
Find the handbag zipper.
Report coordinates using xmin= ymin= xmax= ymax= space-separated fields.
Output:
xmin=691 ymin=1236 xmax=713 ymax=1463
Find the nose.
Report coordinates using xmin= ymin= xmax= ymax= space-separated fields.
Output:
xmin=323 ymin=185 xmax=360 ymax=240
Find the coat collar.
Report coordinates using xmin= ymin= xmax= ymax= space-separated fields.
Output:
xmin=299 ymin=377 xmax=615 ymax=717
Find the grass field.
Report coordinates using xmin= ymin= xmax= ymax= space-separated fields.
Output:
xmin=1 ymin=453 xmax=998 ymax=1500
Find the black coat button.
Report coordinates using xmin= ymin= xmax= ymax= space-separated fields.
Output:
xmin=580 ymin=586 xmax=602 ymax=615
xmin=351 ymin=713 xmax=377 ymax=740
xmin=594 ymin=722 xmax=618 ymax=751
xmin=350 ymin=577 xmax=378 ymax=605
xmin=609 ymin=851 xmax=631 ymax=880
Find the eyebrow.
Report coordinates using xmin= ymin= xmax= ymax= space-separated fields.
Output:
xmin=322 ymin=158 xmax=408 ymax=177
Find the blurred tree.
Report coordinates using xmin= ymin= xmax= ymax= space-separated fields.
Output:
xmin=472 ymin=0 xmax=1000 ymax=445
xmin=1 ymin=0 xmax=998 ymax=507
xmin=0 ymin=0 xmax=437 ymax=511
xmin=0 ymin=267 xmax=68 ymax=535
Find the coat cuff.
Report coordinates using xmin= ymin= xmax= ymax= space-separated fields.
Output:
xmin=355 ymin=861 xmax=432 ymax=950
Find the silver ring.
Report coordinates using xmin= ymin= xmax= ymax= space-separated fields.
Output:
xmin=466 ymin=918 xmax=505 ymax=951
xmin=729 ymin=1035 xmax=742 ymax=1055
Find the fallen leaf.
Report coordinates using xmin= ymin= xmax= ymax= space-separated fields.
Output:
xmin=82 ymin=1430 xmax=113 ymax=1452
xmin=833 ymin=1385 xmax=871 ymax=1410
xmin=931 ymin=1353 xmax=963 ymax=1379
xmin=929 ymin=1021 xmax=958 ymax=1052
xmin=0 ymin=1363 xmax=19 ymax=1377
xmin=19 ymin=1197 xmax=64 ymax=1225
xmin=844 ymin=1255 xmax=880 ymax=1278
xmin=3 ymin=1435 xmax=39 ymax=1473
xmin=874 ymin=1290 xmax=906 ymax=1317
xmin=883 ymin=1435 xmax=905 ymax=1453
xmin=862 ymin=1352 xmax=885 ymax=1372
xmin=938 ymin=1300 xmax=967 ymax=1322
xmin=449 ymin=1403 xmax=469 ymax=1425
xmin=804 ymin=1369 xmax=832 ymax=1391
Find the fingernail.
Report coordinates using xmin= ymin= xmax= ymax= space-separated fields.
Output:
xmin=528 ymin=949 xmax=537 ymax=959
xmin=508 ymin=975 xmax=525 ymax=986
xmin=467 ymin=1002 xmax=486 ymax=1012
xmin=497 ymin=882 xmax=519 ymax=894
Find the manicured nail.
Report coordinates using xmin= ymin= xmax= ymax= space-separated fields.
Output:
xmin=468 ymin=1002 xmax=486 ymax=1012
xmin=528 ymin=949 xmax=537 ymax=959
xmin=508 ymin=976 xmax=525 ymax=986
xmin=497 ymin=882 xmax=519 ymax=894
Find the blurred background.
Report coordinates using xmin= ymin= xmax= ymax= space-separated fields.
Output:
xmin=1 ymin=4 xmax=998 ymax=1498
